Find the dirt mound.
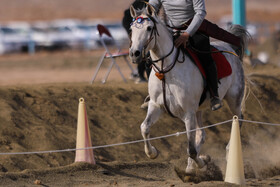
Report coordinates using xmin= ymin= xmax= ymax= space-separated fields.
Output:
xmin=0 ymin=71 xmax=279 ymax=186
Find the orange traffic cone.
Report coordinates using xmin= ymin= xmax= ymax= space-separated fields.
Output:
xmin=74 ymin=98 xmax=95 ymax=164
xmin=225 ymin=115 xmax=245 ymax=185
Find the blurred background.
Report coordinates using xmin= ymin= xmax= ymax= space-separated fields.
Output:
xmin=0 ymin=0 xmax=279 ymax=85
xmin=0 ymin=0 xmax=133 ymax=54
xmin=0 ymin=0 xmax=279 ymax=55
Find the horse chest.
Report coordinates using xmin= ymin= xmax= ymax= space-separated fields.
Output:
xmin=149 ymin=79 xmax=188 ymax=112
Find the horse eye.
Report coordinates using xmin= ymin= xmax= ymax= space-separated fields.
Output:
xmin=147 ymin=26 xmax=152 ymax=31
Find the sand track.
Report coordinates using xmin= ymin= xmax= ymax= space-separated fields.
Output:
xmin=0 ymin=71 xmax=279 ymax=186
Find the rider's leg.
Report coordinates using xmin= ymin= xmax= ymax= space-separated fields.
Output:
xmin=206 ymin=61 xmax=223 ymax=110
xmin=189 ymin=32 xmax=222 ymax=111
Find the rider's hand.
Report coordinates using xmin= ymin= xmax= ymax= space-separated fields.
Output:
xmin=174 ymin=32 xmax=190 ymax=48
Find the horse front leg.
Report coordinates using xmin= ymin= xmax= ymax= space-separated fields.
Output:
xmin=184 ymin=112 xmax=208 ymax=174
xmin=141 ymin=101 xmax=162 ymax=159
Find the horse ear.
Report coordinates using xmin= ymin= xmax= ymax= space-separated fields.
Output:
xmin=130 ymin=5 xmax=137 ymax=18
xmin=146 ymin=3 xmax=155 ymax=17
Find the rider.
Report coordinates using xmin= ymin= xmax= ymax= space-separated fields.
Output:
xmin=149 ymin=0 xmax=223 ymax=111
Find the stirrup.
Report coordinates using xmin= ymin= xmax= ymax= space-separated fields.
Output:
xmin=211 ymin=96 xmax=223 ymax=111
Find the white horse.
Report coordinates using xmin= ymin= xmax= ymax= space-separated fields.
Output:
xmin=129 ymin=5 xmax=248 ymax=174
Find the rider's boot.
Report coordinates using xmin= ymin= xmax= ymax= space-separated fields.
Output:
xmin=206 ymin=63 xmax=223 ymax=111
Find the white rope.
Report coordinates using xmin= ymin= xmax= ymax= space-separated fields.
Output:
xmin=0 ymin=119 xmax=231 ymax=156
xmin=239 ymin=119 xmax=280 ymax=126
xmin=0 ymin=119 xmax=279 ymax=156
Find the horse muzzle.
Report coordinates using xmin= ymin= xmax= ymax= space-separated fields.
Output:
xmin=129 ymin=49 xmax=143 ymax=64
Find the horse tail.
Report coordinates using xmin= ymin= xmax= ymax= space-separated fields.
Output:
xmin=241 ymin=76 xmax=249 ymax=113
xmin=241 ymin=75 xmax=265 ymax=114
xmin=227 ymin=25 xmax=251 ymax=118
xmin=227 ymin=25 xmax=250 ymax=60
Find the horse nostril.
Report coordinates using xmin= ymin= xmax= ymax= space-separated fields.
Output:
xmin=134 ymin=50 xmax=141 ymax=57
xmin=130 ymin=51 xmax=134 ymax=57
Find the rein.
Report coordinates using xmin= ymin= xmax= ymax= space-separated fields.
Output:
xmin=189 ymin=44 xmax=239 ymax=57
xmin=132 ymin=15 xmax=181 ymax=118
xmin=151 ymin=47 xmax=180 ymax=118
xmin=143 ymin=19 xmax=159 ymax=61
xmin=145 ymin=18 xmax=180 ymax=117
xmin=144 ymin=19 xmax=180 ymax=118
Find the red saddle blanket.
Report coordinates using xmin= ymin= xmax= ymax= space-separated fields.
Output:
xmin=186 ymin=47 xmax=232 ymax=80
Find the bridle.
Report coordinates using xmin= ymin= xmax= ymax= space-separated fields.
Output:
xmin=131 ymin=15 xmax=182 ymax=117
xmin=131 ymin=15 xmax=177 ymax=65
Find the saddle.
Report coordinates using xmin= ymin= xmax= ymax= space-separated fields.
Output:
xmin=185 ymin=46 xmax=232 ymax=80
xmin=184 ymin=46 xmax=232 ymax=105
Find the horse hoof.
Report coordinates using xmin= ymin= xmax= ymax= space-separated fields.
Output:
xmin=185 ymin=157 xmax=197 ymax=175
xmin=195 ymin=155 xmax=211 ymax=169
xmin=185 ymin=168 xmax=195 ymax=175
xmin=145 ymin=146 xmax=159 ymax=159
xmin=196 ymin=155 xmax=211 ymax=168
xmin=200 ymin=155 xmax=211 ymax=163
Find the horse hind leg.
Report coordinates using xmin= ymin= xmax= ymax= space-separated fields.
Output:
xmin=184 ymin=112 xmax=208 ymax=174
xmin=141 ymin=102 xmax=162 ymax=159
xmin=186 ymin=111 xmax=211 ymax=174
xmin=196 ymin=111 xmax=211 ymax=163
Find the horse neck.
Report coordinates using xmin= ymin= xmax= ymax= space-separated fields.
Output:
xmin=150 ymin=23 xmax=176 ymax=67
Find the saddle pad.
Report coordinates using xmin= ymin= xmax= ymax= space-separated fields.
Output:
xmin=186 ymin=47 xmax=232 ymax=80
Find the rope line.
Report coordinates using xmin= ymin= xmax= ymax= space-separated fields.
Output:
xmin=239 ymin=119 xmax=280 ymax=126
xmin=0 ymin=119 xmax=279 ymax=156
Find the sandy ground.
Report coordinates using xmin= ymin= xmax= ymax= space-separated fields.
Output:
xmin=0 ymin=49 xmax=279 ymax=186
xmin=0 ymin=50 xmax=134 ymax=86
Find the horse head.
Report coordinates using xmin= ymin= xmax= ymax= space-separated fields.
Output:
xmin=129 ymin=3 xmax=158 ymax=64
